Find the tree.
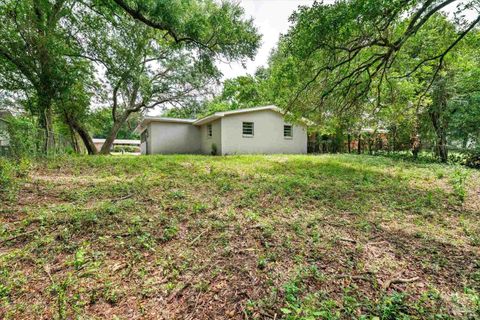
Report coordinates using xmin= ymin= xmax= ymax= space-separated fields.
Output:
xmin=265 ymin=4 xmax=480 ymax=159
xmin=0 ymin=0 xmax=82 ymax=152
xmin=109 ymin=0 xmax=260 ymax=62
xmin=89 ymin=108 xmax=140 ymax=140
xmin=0 ymin=0 xmax=260 ymax=155
xmin=78 ymin=1 xmax=259 ymax=154
xmin=282 ymin=0 xmax=480 ymax=111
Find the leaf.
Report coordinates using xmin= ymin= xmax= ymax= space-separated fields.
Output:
xmin=280 ymin=308 xmax=292 ymax=314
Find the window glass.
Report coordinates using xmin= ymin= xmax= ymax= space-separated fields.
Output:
xmin=207 ymin=124 xmax=212 ymax=137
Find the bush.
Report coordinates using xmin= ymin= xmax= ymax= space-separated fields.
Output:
xmin=5 ymin=116 xmax=40 ymax=159
xmin=0 ymin=158 xmax=30 ymax=200
xmin=211 ymin=143 xmax=218 ymax=156
xmin=112 ymin=145 xmax=139 ymax=153
xmin=465 ymin=150 xmax=480 ymax=169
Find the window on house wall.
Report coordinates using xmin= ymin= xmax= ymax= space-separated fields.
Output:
xmin=242 ymin=122 xmax=254 ymax=137
xmin=284 ymin=125 xmax=293 ymax=139
xmin=207 ymin=124 xmax=212 ymax=138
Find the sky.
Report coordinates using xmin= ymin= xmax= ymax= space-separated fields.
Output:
xmin=217 ymin=0 xmax=318 ymax=80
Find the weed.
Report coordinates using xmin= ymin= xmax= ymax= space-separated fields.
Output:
xmin=2 ymin=154 xmax=479 ymax=318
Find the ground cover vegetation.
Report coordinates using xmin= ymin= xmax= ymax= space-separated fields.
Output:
xmin=1 ymin=154 xmax=479 ymax=319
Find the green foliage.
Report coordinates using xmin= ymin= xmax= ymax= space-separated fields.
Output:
xmin=5 ymin=116 xmax=40 ymax=159
xmin=117 ymin=0 xmax=261 ymax=61
xmin=377 ymin=292 xmax=409 ymax=320
xmin=0 ymin=157 xmax=30 ymax=200
xmin=255 ymin=2 xmax=480 ymax=158
xmin=73 ymin=247 xmax=87 ymax=271
xmin=465 ymin=149 xmax=480 ymax=169
xmin=112 ymin=145 xmax=139 ymax=153
xmin=0 ymin=0 xmax=261 ymax=155
xmin=88 ymin=108 xmax=140 ymax=140
xmin=210 ymin=143 xmax=218 ymax=156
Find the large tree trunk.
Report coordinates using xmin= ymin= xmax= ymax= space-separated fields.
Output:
xmin=62 ymin=111 xmax=97 ymax=155
xmin=68 ymin=123 xmax=80 ymax=153
xmin=38 ymin=97 xmax=55 ymax=154
xmin=411 ymin=123 xmax=421 ymax=160
xmin=431 ymin=114 xmax=448 ymax=162
xmin=368 ymin=135 xmax=373 ymax=155
xmin=347 ymin=134 xmax=351 ymax=153
xmin=430 ymin=111 xmax=448 ymax=163
xmin=100 ymin=113 xmax=130 ymax=155
xmin=430 ymin=74 xmax=449 ymax=163
xmin=357 ymin=134 xmax=362 ymax=154
xmin=73 ymin=122 xmax=97 ymax=155
xmin=390 ymin=125 xmax=397 ymax=152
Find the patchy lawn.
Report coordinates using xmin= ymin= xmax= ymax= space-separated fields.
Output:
xmin=1 ymin=154 xmax=479 ymax=319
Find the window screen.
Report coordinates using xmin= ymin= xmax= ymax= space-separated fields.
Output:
xmin=242 ymin=122 xmax=254 ymax=136
xmin=284 ymin=125 xmax=293 ymax=138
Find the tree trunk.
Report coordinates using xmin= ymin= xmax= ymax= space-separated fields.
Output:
xmin=347 ymin=134 xmax=351 ymax=153
xmin=62 ymin=111 xmax=97 ymax=155
xmin=38 ymin=97 xmax=55 ymax=154
xmin=68 ymin=123 xmax=80 ymax=153
xmin=357 ymin=134 xmax=361 ymax=154
xmin=430 ymin=92 xmax=448 ymax=162
xmin=411 ymin=125 xmax=421 ymax=160
xmin=368 ymin=135 xmax=373 ymax=155
xmin=100 ymin=113 xmax=130 ymax=155
xmin=437 ymin=133 xmax=448 ymax=163
xmin=390 ymin=126 xmax=397 ymax=152
xmin=73 ymin=122 xmax=97 ymax=155
xmin=430 ymin=67 xmax=449 ymax=163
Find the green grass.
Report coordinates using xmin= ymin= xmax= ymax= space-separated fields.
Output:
xmin=1 ymin=154 xmax=479 ymax=319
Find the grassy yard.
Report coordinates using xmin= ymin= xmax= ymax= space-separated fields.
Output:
xmin=1 ymin=154 xmax=479 ymax=319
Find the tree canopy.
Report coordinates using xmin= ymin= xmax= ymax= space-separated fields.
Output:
xmin=0 ymin=0 xmax=261 ymax=154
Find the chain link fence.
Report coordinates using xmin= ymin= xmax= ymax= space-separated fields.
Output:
xmin=0 ymin=119 xmax=72 ymax=158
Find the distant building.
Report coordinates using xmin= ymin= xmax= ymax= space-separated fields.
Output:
xmin=0 ymin=110 xmax=12 ymax=148
xmin=92 ymin=138 xmax=141 ymax=153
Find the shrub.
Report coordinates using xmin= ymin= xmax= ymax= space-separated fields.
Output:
xmin=0 ymin=158 xmax=16 ymax=199
xmin=0 ymin=158 xmax=30 ymax=200
xmin=211 ymin=143 xmax=218 ymax=156
xmin=5 ymin=116 xmax=40 ymax=159
xmin=112 ymin=145 xmax=139 ymax=153
xmin=465 ymin=150 xmax=480 ymax=169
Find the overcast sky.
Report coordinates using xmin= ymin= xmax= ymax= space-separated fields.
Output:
xmin=217 ymin=0 xmax=319 ymax=79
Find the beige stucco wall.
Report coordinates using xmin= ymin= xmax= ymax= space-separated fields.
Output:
xmin=220 ymin=110 xmax=307 ymax=155
xmin=145 ymin=122 xmax=201 ymax=154
xmin=200 ymin=119 xmax=222 ymax=155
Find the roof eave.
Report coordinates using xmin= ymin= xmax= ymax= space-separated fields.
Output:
xmin=192 ymin=115 xmax=221 ymax=126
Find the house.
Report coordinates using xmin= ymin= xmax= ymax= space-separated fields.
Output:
xmin=92 ymin=138 xmax=141 ymax=153
xmin=0 ymin=110 xmax=11 ymax=149
xmin=136 ymin=105 xmax=308 ymax=155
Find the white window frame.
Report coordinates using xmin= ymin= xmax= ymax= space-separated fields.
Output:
xmin=242 ymin=122 xmax=254 ymax=137
xmin=284 ymin=124 xmax=293 ymax=139
xmin=207 ymin=124 xmax=212 ymax=138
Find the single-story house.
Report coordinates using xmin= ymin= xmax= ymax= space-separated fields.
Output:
xmin=92 ymin=138 xmax=141 ymax=152
xmin=0 ymin=110 xmax=11 ymax=148
xmin=135 ymin=105 xmax=308 ymax=155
